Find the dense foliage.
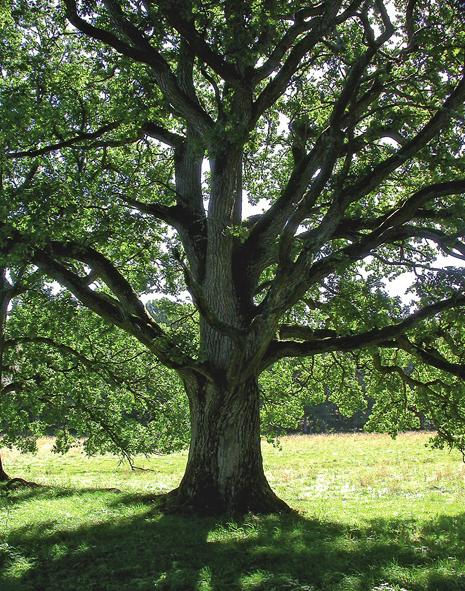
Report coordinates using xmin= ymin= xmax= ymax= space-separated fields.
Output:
xmin=0 ymin=278 xmax=190 ymax=462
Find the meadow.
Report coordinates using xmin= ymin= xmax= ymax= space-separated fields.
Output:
xmin=1 ymin=432 xmax=465 ymax=591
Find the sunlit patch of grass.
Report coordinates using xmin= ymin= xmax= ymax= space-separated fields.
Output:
xmin=1 ymin=433 xmax=465 ymax=590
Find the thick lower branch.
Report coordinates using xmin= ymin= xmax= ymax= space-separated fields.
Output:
xmin=267 ymin=294 xmax=465 ymax=365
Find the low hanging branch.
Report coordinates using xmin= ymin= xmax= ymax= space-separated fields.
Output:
xmin=268 ymin=295 xmax=465 ymax=365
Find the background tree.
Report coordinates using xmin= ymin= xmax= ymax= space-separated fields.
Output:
xmin=1 ymin=0 xmax=465 ymax=513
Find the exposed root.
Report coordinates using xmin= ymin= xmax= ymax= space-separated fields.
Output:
xmin=4 ymin=477 xmax=42 ymax=489
xmin=132 ymin=465 xmax=156 ymax=472
xmin=159 ymin=485 xmax=294 ymax=517
xmin=72 ymin=486 xmax=122 ymax=493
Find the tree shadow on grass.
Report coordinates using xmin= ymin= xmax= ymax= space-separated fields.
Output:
xmin=0 ymin=483 xmax=123 ymax=508
xmin=1 ymin=489 xmax=465 ymax=591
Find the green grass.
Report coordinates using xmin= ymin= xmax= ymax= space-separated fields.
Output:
xmin=1 ymin=432 xmax=465 ymax=590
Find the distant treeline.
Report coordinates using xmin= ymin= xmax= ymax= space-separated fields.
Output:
xmin=301 ymin=399 xmax=434 ymax=434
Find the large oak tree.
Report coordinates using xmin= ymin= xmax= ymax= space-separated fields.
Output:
xmin=1 ymin=0 xmax=465 ymax=513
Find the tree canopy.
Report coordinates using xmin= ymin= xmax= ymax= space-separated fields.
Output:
xmin=1 ymin=0 xmax=465 ymax=513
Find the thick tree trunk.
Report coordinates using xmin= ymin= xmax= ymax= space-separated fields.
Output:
xmin=167 ymin=375 xmax=290 ymax=515
xmin=0 ymin=453 xmax=10 ymax=482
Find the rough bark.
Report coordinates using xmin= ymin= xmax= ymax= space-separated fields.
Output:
xmin=165 ymin=374 xmax=291 ymax=515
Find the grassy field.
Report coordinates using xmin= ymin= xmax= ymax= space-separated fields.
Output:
xmin=1 ymin=432 xmax=465 ymax=591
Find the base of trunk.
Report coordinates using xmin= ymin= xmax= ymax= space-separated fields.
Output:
xmin=161 ymin=481 xmax=292 ymax=516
